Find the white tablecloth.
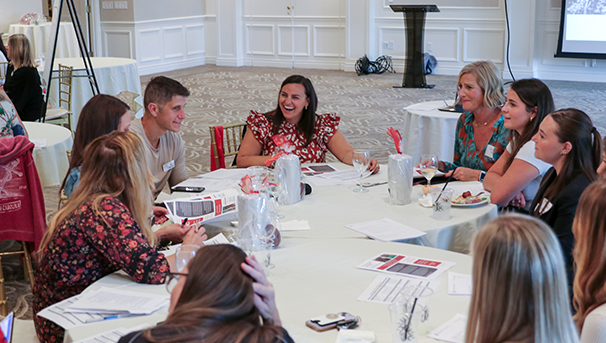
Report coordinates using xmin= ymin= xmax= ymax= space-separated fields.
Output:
xmin=41 ymin=57 xmax=142 ymax=125
xmin=65 ymin=238 xmax=472 ymax=343
xmin=282 ymin=165 xmax=497 ymax=253
xmin=8 ymin=22 xmax=80 ymax=60
xmin=23 ymin=122 xmax=73 ymax=187
xmin=403 ymin=101 xmax=463 ymax=164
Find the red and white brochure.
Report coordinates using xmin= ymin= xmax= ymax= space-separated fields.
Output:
xmin=163 ymin=189 xmax=238 ymax=226
xmin=356 ymin=253 xmax=456 ymax=280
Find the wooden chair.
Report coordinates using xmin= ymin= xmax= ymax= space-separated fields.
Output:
xmin=209 ymin=122 xmax=247 ymax=170
xmin=45 ymin=64 xmax=73 ymax=133
xmin=0 ymin=242 xmax=35 ymax=316
xmin=59 ymin=150 xmax=72 ymax=209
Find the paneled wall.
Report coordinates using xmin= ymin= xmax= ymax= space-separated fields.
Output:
xmin=94 ymin=0 xmax=606 ymax=82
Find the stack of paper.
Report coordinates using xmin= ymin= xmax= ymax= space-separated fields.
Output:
xmin=345 ymin=218 xmax=426 ymax=242
xmin=428 ymin=314 xmax=467 ymax=343
xmin=357 ymin=252 xmax=456 ymax=280
xmin=72 ymin=323 xmax=151 ymax=343
xmin=357 ymin=275 xmax=440 ymax=304
xmin=38 ymin=288 xmax=169 ymax=330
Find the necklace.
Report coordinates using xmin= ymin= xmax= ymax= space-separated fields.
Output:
xmin=473 ymin=111 xmax=498 ymax=127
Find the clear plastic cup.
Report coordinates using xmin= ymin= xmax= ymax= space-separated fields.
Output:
xmin=389 ymin=302 xmax=421 ymax=343
xmin=430 ymin=188 xmax=453 ymax=221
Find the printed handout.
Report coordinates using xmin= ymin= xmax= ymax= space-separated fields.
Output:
xmin=357 ymin=253 xmax=455 ymax=280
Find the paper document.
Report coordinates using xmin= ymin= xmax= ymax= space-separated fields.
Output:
xmin=311 ymin=169 xmax=371 ymax=186
xmin=345 ymin=218 xmax=426 ymax=242
xmin=357 ymin=275 xmax=440 ymax=304
xmin=280 ymin=219 xmax=311 ymax=231
xmin=72 ymin=323 xmax=152 ymax=343
xmin=164 ymin=189 xmax=238 ymax=226
xmin=357 ymin=253 xmax=455 ymax=280
xmin=38 ymin=294 xmax=122 ymax=330
xmin=427 ymin=313 xmax=467 ymax=343
xmin=301 ymin=164 xmax=337 ymax=176
xmin=67 ymin=287 xmax=168 ymax=315
xmin=448 ymin=272 xmax=472 ymax=296
xmin=203 ymin=233 xmax=231 ymax=245
xmin=197 ymin=168 xmax=250 ymax=180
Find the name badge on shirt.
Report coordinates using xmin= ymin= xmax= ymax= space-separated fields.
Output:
xmin=536 ymin=198 xmax=553 ymax=215
xmin=163 ymin=160 xmax=175 ymax=172
xmin=485 ymin=144 xmax=496 ymax=160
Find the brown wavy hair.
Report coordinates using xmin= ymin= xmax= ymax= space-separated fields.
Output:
xmin=144 ymin=244 xmax=286 ymax=343
xmin=8 ymin=34 xmax=36 ymax=69
xmin=60 ymin=94 xmax=130 ymax=194
xmin=267 ymin=75 xmax=318 ymax=147
xmin=573 ymin=179 xmax=606 ymax=332
xmin=40 ymin=131 xmax=156 ymax=253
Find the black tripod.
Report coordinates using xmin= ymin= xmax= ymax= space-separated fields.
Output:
xmin=43 ymin=0 xmax=99 ymax=122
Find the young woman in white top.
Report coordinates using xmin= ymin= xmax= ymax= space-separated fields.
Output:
xmin=466 ymin=215 xmax=579 ymax=343
xmin=482 ymin=79 xmax=554 ymax=211
xmin=573 ymin=179 xmax=606 ymax=342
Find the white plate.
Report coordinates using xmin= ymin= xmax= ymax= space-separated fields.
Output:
xmin=451 ymin=197 xmax=490 ymax=207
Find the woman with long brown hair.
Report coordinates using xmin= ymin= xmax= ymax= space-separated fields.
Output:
xmin=530 ymin=108 xmax=602 ymax=289
xmin=119 ymin=244 xmax=293 ymax=343
xmin=34 ymin=131 xmax=207 ymax=343
xmin=466 ymin=215 xmax=578 ymax=343
xmin=573 ymin=179 xmax=606 ymax=342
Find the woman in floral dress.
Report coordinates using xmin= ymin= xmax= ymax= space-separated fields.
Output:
xmin=237 ymin=75 xmax=379 ymax=172
xmin=33 ymin=131 xmax=207 ymax=342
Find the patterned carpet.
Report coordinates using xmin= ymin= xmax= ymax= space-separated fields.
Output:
xmin=11 ymin=65 xmax=606 ymax=324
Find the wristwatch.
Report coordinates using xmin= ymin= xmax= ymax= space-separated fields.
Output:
xmin=479 ymin=171 xmax=486 ymax=182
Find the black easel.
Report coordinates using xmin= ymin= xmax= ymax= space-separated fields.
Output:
xmin=390 ymin=5 xmax=439 ymax=89
xmin=43 ymin=0 xmax=99 ymax=122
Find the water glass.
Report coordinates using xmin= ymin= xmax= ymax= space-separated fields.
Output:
xmin=419 ymin=154 xmax=438 ymax=186
xmin=430 ymin=188 xmax=453 ymax=221
xmin=352 ymin=150 xmax=370 ymax=193
xmin=175 ymin=245 xmax=200 ymax=271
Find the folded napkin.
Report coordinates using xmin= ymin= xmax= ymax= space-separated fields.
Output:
xmin=335 ymin=329 xmax=376 ymax=343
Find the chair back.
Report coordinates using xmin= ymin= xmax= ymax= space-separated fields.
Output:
xmin=209 ymin=122 xmax=247 ymax=170
xmin=58 ymin=64 xmax=73 ymax=112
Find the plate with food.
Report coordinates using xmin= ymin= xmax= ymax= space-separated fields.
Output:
xmin=451 ymin=191 xmax=489 ymax=207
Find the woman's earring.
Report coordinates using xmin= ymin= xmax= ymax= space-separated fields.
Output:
xmin=305 ymin=106 xmax=308 ymax=110
xmin=529 ymin=116 xmax=534 ymax=122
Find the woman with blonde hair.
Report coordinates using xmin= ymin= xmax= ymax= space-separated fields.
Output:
xmin=3 ymin=34 xmax=44 ymax=121
xmin=466 ymin=215 xmax=579 ymax=343
xmin=573 ymin=179 xmax=606 ymax=342
xmin=439 ymin=61 xmax=511 ymax=181
xmin=33 ymin=131 xmax=207 ymax=343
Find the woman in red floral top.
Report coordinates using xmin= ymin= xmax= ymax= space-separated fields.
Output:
xmin=237 ymin=75 xmax=379 ymax=172
xmin=33 ymin=131 xmax=207 ymax=343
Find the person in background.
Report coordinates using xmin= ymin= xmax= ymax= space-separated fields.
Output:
xmin=33 ymin=131 xmax=207 ymax=343
xmin=2 ymin=34 xmax=43 ymax=121
xmin=119 ymin=244 xmax=293 ymax=343
xmin=439 ymin=61 xmax=510 ymax=181
xmin=61 ymin=94 xmax=190 ymax=243
xmin=482 ymin=79 xmax=554 ymax=211
xmin=530 ymin=108 xmax=602 ymax=291
xmin=130 ymin=76 xmax=189 ymax=199
xmin=465 ymin=215 xmax=579 ymax=343
xmin=237 ymin=74 xmax=379 ymax=173
xmin=0 ymin=88 xmax=27 ymax=138
xmin=572 ymin=179 xmax=606 ymax=342
xmin=597 ymin=137 xmax=606 ymax=178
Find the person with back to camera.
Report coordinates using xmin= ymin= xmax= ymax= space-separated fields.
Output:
xmin=530 ymin=108 xmax=602 ymax=291
xmin=466 ymin=215 xmax=579 ymax=343
xmin=119 ymin=244 xmax=294 ymax=343
xmin=596 ymin=137 xmax=606 ymax=178
xmin=438 ymin=61 xmax=511 ymax=181
xmin=572 ymin=179 xmax=606 ymax=342
xmin=2 ymin=34 xmax=44 ymax=121
xmin=130 ymin=76 xmax=190 ymax=200
xmin=33 ymin=131 xmax=208 ymax=343
xmin=237 ymin=74 xmax=379 ymax=173
xmin=482 ymin=79 xmax=554 ymax=212
xmin=60 ymin=94 xmax=189 ymax=243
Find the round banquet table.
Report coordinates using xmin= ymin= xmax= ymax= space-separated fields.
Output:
xmin=23 ymin=122 xmax=73 ymax=187
xmin=403 ymin=100 xmax=463 ymax=164
xmin=281 ymin=165 xmax=497 ymax=254
xmin=40 ymin=57 xmax=142 ymax=125
xmin=64 ymin=238 xmax=472 ymax=343
xmin=8 ymin=22 xmax=79 ymax=60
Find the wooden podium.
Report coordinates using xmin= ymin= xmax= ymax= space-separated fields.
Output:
xmin=390 ymin=5 xmax=439 ymax=88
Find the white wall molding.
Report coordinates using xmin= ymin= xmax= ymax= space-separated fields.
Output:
xmin=245 ymin=24 xmax=276 ymax=55
xmin=277 ymin=25 xmax=311 ymax=57
xmin=313 ymin=25 xmax=344 ymax=58
xmin=463 ymin=28 xmax=505 ymax=63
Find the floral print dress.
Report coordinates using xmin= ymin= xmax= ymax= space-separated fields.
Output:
xmin=443 ymin=111 xmax=511 ymax=172
xmin=33 ymin=197 xmax=169 ymax=343
xmin=247 ymin=111 xmax=340 ymax=163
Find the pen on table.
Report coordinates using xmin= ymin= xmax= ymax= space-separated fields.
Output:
xmin=85 ymin=313 xmax=131 ymax=323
